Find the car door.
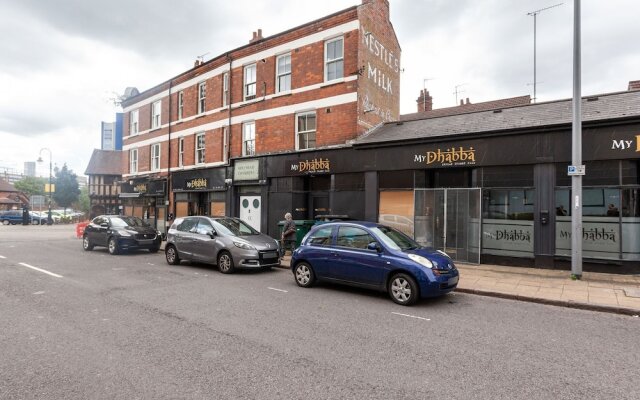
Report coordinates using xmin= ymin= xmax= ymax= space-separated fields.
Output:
xmin=88 ymin=217 xmax=108 ymax=246
xmin=191 ymin=218 xmax=219 ymax=263
xmin=303 ymin=225 xmax=335 ymax=278
xmin=330 ymin=226 xmax=386 ymax=286
xmin=174 ymin=217 xmax=200 ymax=259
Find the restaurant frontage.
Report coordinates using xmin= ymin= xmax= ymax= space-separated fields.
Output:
xmin=120 ymin=177 xmax=168 ymax=232
xmin=171 ymin=167 xmax=229 ymax=220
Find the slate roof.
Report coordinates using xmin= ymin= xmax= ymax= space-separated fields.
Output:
xmin=401 ymin=95 xmax=532 ymax=121
xmin=84 ymin=149 xmax=123 ymax=175
xmin=356 ymin=90 xmax=640 ymax=146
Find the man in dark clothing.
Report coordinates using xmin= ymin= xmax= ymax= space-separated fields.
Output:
xmin=280 ymin=212 xmax=296 ymax=258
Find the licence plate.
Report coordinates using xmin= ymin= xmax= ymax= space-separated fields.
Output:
xmin=447 ymin=276 xmax=459 ymax=286
xmin=264 ymin=251 xmax=278 ymax=258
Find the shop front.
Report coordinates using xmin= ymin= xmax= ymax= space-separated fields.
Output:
xmin=172 ymin=168 xmax=228 ymax=219
xmin=232 ymin=159 xmax=266 ymax=233
xmin=120 ymin=178 xmax=168 ymax=231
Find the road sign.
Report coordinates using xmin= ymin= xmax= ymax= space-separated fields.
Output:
xmin=45 ymin=183 xmax=56 ymax=193
xmin=567 ymin=165 xmax=585 ymax=176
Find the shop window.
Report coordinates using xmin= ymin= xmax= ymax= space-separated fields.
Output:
xmin=379 ymin=191 xmax=414 ymax=237
xmin=621 ymin=160 xmax=639 ymax=185
xmin=481 ymin=165 xmax=533 ymax=187
xmin=622 ymin=189 xmax=640 ymax=217
xmin=483 ymin=189 xmax=534 ymax=220
xmin=334 ymin=173 xmax=364 ymax=191
xmin=379 ymin=170 xmax=413 ymax=189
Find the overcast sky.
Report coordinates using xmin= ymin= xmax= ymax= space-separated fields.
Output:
xmin=1 ymin=0 xmax=638 ymax=177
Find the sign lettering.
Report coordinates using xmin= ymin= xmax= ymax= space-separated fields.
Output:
xmin=414 ymin=147 xmax=476 ymax=167
xmin=186 ymin=178 xmax=208 ymax=189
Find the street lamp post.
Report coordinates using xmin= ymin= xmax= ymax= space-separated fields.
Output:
xmin=37 ymin=148 xmax=53 ymax=225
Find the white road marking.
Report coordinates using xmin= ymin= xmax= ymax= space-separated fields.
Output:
xmin=33 ymin=291 xmax=45 ymax=295
xmin=391 ymin=312 xmax=431 ymax=321
xmin=268 ymin=287 xmax=288 ymax=293
xmin=0 ymin=255 xmax=6 ymax=259
xmin=18 ymin=263 xmax=63 ymax=278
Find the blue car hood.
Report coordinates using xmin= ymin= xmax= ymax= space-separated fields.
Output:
xmin=404 ymin=247 xmax=456 ymax=270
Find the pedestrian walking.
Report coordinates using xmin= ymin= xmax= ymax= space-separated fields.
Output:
xmin=281 ymin=212 xmax=297 ymax=258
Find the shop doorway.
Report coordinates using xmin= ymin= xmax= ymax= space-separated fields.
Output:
xmin=240 ymin=195 xmax=261 ymax=232
xmin=414 ymin=189 xmax=481 ymax=264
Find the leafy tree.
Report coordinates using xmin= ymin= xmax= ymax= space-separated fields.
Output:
xmin=74 ymin=187 xmax=90 ymax=215
xmin=52 ymin=164 xmax=80 ymax=212
xmin=14 ymin=176 xmax=46 ymax=197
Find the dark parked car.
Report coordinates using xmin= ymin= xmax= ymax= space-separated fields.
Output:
xmin=291 ymin=221 xmax=459 ymax=306
xmin=165 ymin=216 xmax=280 ymax=273
xmin=0 ymin=210 xmax=31 ymax=225
xmin=82 ymin=215 xmax=162 ymax=255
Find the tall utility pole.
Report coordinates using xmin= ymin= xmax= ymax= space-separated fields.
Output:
xmin=527 ymin=3 xmax=563 ymax=103
xmin=571 ymin=0 xmax=583 ymax=279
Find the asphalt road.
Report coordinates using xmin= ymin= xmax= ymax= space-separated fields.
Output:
xmin=1 ymin=224 xmax=639 ymax=400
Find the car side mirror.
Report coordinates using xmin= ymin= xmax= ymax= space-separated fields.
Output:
xmin=100 ymin=222 xmax=109 ymax=228
xmin=367 ymin=242 xmax=382 ymax=253
xmin=207 ymin=230 xmax=216 ymax=239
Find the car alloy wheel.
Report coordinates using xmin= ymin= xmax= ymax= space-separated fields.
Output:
xmin=82 ymin=235 xmax=93 ymax=251
xmin=108 ymin=237 xmax=119 ymax=255
xmin=2 ymin=220 xmax=9 ymax=225
xmin=389 ymin=273 xmax=419 ymax=306
xmin=217 ymin=251 xmax=235 ymax=274
xmin=165 ymin=245 xmax=180 ymax=265
xmin=294 ymin=262 xmax=315 ymax=288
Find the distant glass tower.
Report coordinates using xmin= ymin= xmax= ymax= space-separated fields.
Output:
xmin=24 ymin=161 xmax=36 ymax=177
xmin=101 ymin=113 xmax=123 ymax=150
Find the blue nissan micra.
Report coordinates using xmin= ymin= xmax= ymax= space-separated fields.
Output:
xmin=291 ymin=221 xmax=459 ymax=306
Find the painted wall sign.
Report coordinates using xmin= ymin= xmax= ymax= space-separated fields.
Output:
xmin=289 ymin=158 xmax=331 ymax=174
xmin=555 ymin=218 xmax=620 ymax=259
xmin=361 ymin=28 xmax=399 ymax=96
xmin=234 ymin=159 xmax=260 ymax=181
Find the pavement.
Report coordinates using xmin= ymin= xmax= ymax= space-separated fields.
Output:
xmin=277 ymin=255 xmax=640 ymax=316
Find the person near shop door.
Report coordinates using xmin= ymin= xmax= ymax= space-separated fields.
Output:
xmin=280 ymin=213 xmax=297 ymax=258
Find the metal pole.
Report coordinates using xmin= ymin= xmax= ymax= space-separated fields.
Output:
xmin=571 ymin=0 xmax=582 ymax=278
xmin=48 ymin=156 xmax=52 ymax=225
xmin=533 ymin=13 xmax=537 ymax=103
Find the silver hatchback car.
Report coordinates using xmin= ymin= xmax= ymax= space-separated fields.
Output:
xmin=165 ymin=216 xmax=280 ymax=273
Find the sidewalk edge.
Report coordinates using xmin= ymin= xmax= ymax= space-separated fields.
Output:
xmin=455 ymin=288 xmax=639 ymax=316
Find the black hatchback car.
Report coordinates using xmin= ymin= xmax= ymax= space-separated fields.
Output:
xmin=82 ymin=215 xmax=162 ymax=255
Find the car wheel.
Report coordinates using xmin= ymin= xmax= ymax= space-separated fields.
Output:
xmin=294 ymin=262 xmax=315 ymax=288
xmin=217 ymin=251 xmax=235 ymax=274
xmin=389 ymin=273 xmax=419 ymax=306
xmin=31 ymin=219 xmax=39 ymax=225
xmin=1 ymin=220 xmax=8 ymax=225
xmin=82 ymin=235 xmax=94 ymax=251
xmin=165 ymin=245 xmax=180 ymax=265
xmin=108 ymin=237 xmax=120 ymax=255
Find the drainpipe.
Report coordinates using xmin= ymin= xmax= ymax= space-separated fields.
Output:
xmin=167 ymin=79 xmax=173 ymax=231
xmin=227 ymin=53 xmax=232 ymax=164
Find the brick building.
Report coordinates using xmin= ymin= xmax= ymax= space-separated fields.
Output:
xmin=120 ymin=0 xmax=400 ymax=233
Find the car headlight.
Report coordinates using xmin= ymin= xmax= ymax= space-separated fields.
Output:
xmin=233 ymin=241 xmax=256 ymax=250
xmin=119 ymin=230 xmax=132 ymax=237
xmin=408 ymin=253 xmax=433 ymax=269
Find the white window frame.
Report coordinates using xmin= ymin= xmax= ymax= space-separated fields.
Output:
xmin=129 ymin=148 xmax=138 ymax=174
xmin=195 ymin=132 xmax=205 ymax=164
xmin=177 ymin=91 xmax=184 ymax=120
xmin=151 ymin=100 xmax=161 ymax=129
xmin=178 ymin=137 xmax=184 ymax=167
xmin=276 ymin=53 xmax=291 ymax=93
xmin=244 ymin=64 xmax=256 ymax=101
xmin=242 ymin=122 xmax=255 ymax=156
xmin=151 ymin=143 xmax=161 ymax=171
xmin=130 ymin=109 xmax=139 ymax=136
xmin=296 ymin=111 xmax=317 ymax=150
xmin=198 ymin=82 xmax=206 ymax=114
xmin=324 ymin=36 xmax=344 ymax=82
xmin=222 ymin=72 xmax=229 ymax=107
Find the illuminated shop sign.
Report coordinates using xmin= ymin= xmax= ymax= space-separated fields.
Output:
xmin=290 ymin=158 xmax=331 ymax=174
xmin=414 ymin=146 xmax=476 ymax=167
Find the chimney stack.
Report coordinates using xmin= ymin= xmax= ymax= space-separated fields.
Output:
xmin=250 ymin=29 xmax=264 ymax=44
xmin=416 ymin=89 xmax=433 ymax=112
xmin=629 ymin=80 xmax=640 ymax=91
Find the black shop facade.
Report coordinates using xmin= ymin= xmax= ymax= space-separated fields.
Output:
xmin=120 ymin=177 xmax=168 ymax=231
xmin=258 ymin=118 xmax=640 ymax=272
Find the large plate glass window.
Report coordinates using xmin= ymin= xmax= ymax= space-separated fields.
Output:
xmin=244 ymin=64 xmax=256 ymax=100
xmin=276 ymin=53 xmax=291 ymax=93
xmin=195 ymin=132 xmax=205 ymax=164
xmin=325 ymin=37 xmax=344 ymax=82
xmin=242 ymin=122 xmax=255 ymax=156
xmin=296 ymin=112 xmax=316 ymax=150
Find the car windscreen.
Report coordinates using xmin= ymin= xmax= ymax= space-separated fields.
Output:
xmin=109 ymin=216 xmax=148 ymax=228
xmin=371 ymin=226 xmax=421 ymax=251
xmin=212 ymin=218 xmax=258 ymax=236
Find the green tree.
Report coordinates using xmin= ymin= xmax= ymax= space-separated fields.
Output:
xmin=14 ymin=176 xmax=46 ymax=197
xmin=74 ymin=186 xmax=90 ymax=215
xmin=52 ymin=164 xmax=80 ymax=212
